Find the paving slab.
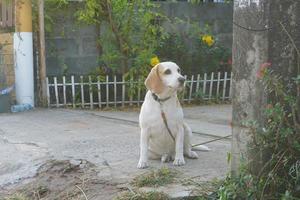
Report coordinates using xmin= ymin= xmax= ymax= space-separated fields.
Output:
xmin=0 ymin=105 xmax=232 ymax=198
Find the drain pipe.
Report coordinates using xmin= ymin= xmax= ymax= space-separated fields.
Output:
xmin=14 ymin=0 xmax=34 ymax=106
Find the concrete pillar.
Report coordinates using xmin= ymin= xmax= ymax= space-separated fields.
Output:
xmin=231 ymin=0 xmax=300 ymax=174
xmin=14 ymin=0 xmax=34 ymax=106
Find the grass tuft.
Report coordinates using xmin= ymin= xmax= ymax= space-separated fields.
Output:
xmin=132 ymin=167 xmax=176 ymax=187
xmin=4 ymin=193 xmax=30 ymax=200
xmin=114 ymin=191 xmax=169 ymax=200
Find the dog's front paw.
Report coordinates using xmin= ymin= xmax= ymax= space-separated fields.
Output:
xmin=173 ymin=157 xmax=185 ymax=166
xmin=187 ymin=151 xmax=199 ymax=159
xmin=137 ymin=160 xmax=149 ymax=169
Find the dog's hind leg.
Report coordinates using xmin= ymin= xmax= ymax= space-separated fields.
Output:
xmin=183 ymin=123 xmax=199 ymax=159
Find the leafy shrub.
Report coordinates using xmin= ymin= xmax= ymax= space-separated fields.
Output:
xmin=217 ymin=65 xmax=300 ymax=200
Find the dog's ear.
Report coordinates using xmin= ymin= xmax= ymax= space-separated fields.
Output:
xmin=145 ymin=64 xmax=165 ymax=94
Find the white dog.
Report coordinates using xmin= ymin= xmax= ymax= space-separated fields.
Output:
xmin=138 ymin=61 xmax=203 ymax=169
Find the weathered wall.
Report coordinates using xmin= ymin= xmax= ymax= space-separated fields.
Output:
xmin=0 ymin=33 xmax=15 ymax=101
xmin=268 ymin=0 xmax=300 ymax=84
xmin=159 ymin=2 xmax=233 ymax=49
xmin=45 ymin=2 xmax=233 ymax=76
xmin=231 ymin=0 xmax=269 ymax=174
xmin=45 ymin=3 xmax=99 ymax=76
xmin=231 ymin=0 xmax=300 ymax=174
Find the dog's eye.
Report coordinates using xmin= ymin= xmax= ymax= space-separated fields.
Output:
xmin=177 ymin=68 xmax=181 ymax=73
xmin=164 ymin=69 xmax=171 ymax=75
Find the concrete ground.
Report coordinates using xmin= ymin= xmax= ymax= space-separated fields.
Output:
xmin=0 ymin=104 xmax=232 ymax=198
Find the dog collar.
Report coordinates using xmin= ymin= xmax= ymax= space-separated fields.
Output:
xmin=152 ymin=93 xmax=171 ymax=103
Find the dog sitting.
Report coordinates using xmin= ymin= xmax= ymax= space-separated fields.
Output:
xmin=137 ymin=61 xmax=200 ymax=169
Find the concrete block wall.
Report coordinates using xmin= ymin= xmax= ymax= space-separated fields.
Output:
xmin=0 ymin=33 xmax=15 ymax=96
xmin=45 ymin=3 xmax=99 ymax=76
xmin=159 ymin=2 xmax=233 ymax=49
xmin=45 ymin=2 xmax=233 ymax=76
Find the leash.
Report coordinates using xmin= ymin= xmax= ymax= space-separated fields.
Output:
xmin=152 ymin=93 xmax=176 ymax=142
xmin=192 ymin=135 xmax=231 ymax=147
xmin=152 ymin=92 xmax=231 ymax=146
xmin=71 ymin=108 xmax=231 ymax=146
xmin=161 ymin=110 xmax=176 ymax=142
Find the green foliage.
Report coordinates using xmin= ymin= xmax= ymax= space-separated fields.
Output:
xmin=132 ymin=167 xmax=176 ymax=187
xmin=77 ymin=0 xmax=168 ymax=79
xmin=188 ymin=0 xmax=233 ymax=4
xmin=114 ymin=191 xmax=169 ymax=200
xmin=4 ymin=193 xmax=30 ymax=200
xmin=32 ymin=0 xmax=69 ymax=34
xmin=217 ymin=67 xmax=300 ymax=200
xmin=32 ymin=0 xmax=71 ymax=75
xmin=218 ymin=163 xmax=260 ymax=200
xmin=157 ymin=19 xmax=232 ymax=75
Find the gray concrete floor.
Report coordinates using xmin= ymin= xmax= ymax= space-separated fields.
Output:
xmin=0 ymin=105 xmax=232 ymax=189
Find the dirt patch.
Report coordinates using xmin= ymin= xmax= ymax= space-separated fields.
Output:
xmin=1 ymin=160 xmax=122 ymax=200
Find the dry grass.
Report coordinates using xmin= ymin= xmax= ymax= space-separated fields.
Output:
xmin=4 ymin=193 xmax=30 ymax=200
xmin=114 ymin=191 xmax=169 ymax=200
xmin=132 ymin=167 xmax=177 ymax=188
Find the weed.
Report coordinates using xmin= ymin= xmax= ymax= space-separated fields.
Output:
xmin=4 ymin=193 xmax=30 ymax=200
xmin=216 ymin=65 xmax=300 ymax=199
xmin=114 ymin=191 xmax=169 ymax=200
xmin=132 ymin=167 xmax=177 ymax=187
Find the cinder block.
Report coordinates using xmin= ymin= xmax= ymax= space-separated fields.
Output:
xmin=3 ymin=55 xmax=13 ymax=65
xmin=5 ymin=64 xmax=15 ymax=76
xmin=2 ymin=44 xmax=13 ymax=53
xmin=0 ymin=33 xmax=13 ymax=45
xmin=82 ymin=37 xmax=98 ymax=56
xmin=6 ymin=75 xmax=15 ymax=86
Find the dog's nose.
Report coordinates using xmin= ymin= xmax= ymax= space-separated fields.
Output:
xmin=178 ymin=77 xmax=185 ymax=85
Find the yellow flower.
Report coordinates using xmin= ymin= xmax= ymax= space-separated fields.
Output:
xmin=150 ymin=56 xmax=160 ymax=67
xmin=202 ymin=35 xmax=214 ymax=47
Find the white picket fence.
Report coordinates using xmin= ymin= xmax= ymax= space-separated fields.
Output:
xmin=46 ymin=72 xmax=233 ymax=108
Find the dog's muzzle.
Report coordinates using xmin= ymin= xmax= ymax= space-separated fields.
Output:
xmin=178 ymin=77 xmax=185 ymax=85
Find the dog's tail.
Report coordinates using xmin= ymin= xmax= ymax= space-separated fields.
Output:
xmin=192 ymin=145 xmax=210 ymax=151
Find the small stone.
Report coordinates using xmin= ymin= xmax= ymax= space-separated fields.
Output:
xmin=70 ymin=159 xmax=81 ymax=166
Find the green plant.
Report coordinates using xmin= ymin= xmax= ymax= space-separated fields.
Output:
xmin=114 ymin=191 xmax=169 ymax=200
xmin=4 ymin=193 xmax=30 ymax=200
xmin=76 ymin=0 xmax=169 ymax=97
xmin=32 ymin=0 xmax=71 ymax=77
xmin=77 ymin=0 xmax=168 ymax=77
xmin=132 ymin=167 xmax=177 ymax=187
xmin=156 ymin=19 xmax=232 ymax=75
xmin=217 ymin=65 xmax=300 ymax=200
xmin=193 ymin=90 xmax=205 ymax=102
